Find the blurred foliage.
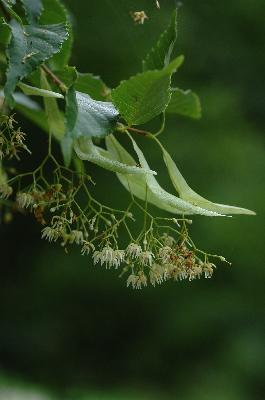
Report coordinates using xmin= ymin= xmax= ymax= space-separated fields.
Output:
xmin=0 ymin=0 xmax=264 ymax=399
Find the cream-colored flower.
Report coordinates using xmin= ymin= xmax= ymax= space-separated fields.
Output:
xmin=126 ymin=243 xmax=142 ymax=259
xmin=41 ymin=226 xmax=60 ymax=242
xmin=158 ymin=246 xmax=172 ymax=264
xmin=162 ymin=233 xmax=175 ymax=247
xmin=16 ymin=192 xmax=34 ymax=209
xmin=93 ymin=246 xmax=124 ymax=269
xmin=0 ymin=184 xmax=13 ymax=199
xmin=149 ymin=264 xmax=164 ymax=286
xmin=139 ymin=250 xmax=154 ymax=266
xmin=203 ymin=262 xmax=215 ymax=279
xmin=112 ymin=250 xmax=125 ymax=268
xmin=127 ymin=271 xmax=147 ymax=289
xmin=69 ymin=230 xmax=84 ymax=245
xmin=131 ymin=11 xmax=148 ymax=25
xmin=81 ymin=241 xmax=95 ymax=256
xmin=127 ymin=274 xmax=138 ymax=289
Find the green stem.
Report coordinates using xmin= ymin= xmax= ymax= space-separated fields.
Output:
xmin=124 ymin=126 xmax=151 ymax=137
xmin=121 ymin=112 xmax=166 ymax=139
xmin=0 ymin=1 xmax=23 ymax=24
xmin=41 ymin=65 xmax=67 ymax=94
xmin=154 ymin=112 xmax=166 ymax=137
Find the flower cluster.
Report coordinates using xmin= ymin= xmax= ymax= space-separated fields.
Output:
xmin=125 ymin=237 xmax=217 ymax=289
xmin=0 ymin=117 xmax=227 ymax=290
xmin=78 ymin=232 xmax=222 ymax=289
xmin=29 ymin=170 xmax=225 ymax=289
xmin=15 ymin=183 xmax=67 ymax=225
xmin=93 ymin=246 xmax=125 ymax=269
xmin=0 ymin=115 xmax=30 ymax=160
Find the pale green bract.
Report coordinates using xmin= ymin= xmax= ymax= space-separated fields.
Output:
xmin=40 ymin=72 xmax=65 ymax=141
xmin=18 ymin=82 xmax=64 ymax=99
xmin=157 ymin=140 xmax=256 ymax=216
xmin=105 ymin=134 xmax=224 ymax=217
xmin=74 ymin=137 xmax=157 ymax=177
xmin=127 ymin=134 xmax=226 ymax=216
xmin=105 ymin=134 xmax=179 ymax=214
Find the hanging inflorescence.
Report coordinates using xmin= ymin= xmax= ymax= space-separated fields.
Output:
xmin=0 ymin=113 xmax=229 ymax=288
xmin=0 ymin=1 xmax=254 ymax=288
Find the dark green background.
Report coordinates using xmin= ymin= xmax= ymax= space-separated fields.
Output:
xmin=0 ymin=1 xmax=264 ymax=399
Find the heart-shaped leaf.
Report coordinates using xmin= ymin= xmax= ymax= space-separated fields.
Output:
xmin=21 ymin=0 xmax=43 ymax=24
xmin=143 ymin=8 xmax=178 ymax=71
xmin=65 ymin=87 xmax=119 ymax=140
xmin=53 ymin=69 xmax=110 ymax=100
xmin=166 ymin=88 xmax=201 ymax=119
xmin=40 ymin=0 xmax=73 ymax=70
xmin=112 ymin=56 xmax=184 ymax=126
xmin=4 ymin=19 xmax=68 ymax=106
xmin=75 ymin=73 xmax=110 ymax=101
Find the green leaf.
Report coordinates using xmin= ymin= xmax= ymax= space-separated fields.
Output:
xmin=75 ymin=73 xmax=110 ymax=101
xmin=40 ymin=0 xmax=73 ymax=70
xmin=4 ymin=19 xmax=68 ymax=106
xmin=158 ymin=141 xmax=256 ymax=215
xmin=74 ymin=137 xmax=156 ymax=176
xmin=166 ymin=88 xmax=201 ymax=119
xmin=0 ymin=17 xmax=10 ymax=46
xmin=39 ymin=0 xmax=69 ymax=24
xmin=52 ymin=65 xmax=77 ymax=88
xmin=63 ymin=86 xmax=117 ymax=166
xmin=40 ymin=71 xmax=64 ymax=141
xmin=18 ymin=81 xmax=64 ymax=98
xmin=65 ymin=86 xmax=119 ymax=140
xmin=21 ymin=0 xmax=43 ymax=24
xmin=112 ymin=56 xmax=184 ymax=126
xmin=55 ymin=70 xmax=110 ymax=100
xmin=143 ymin=8 xmax=177 ymax=71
